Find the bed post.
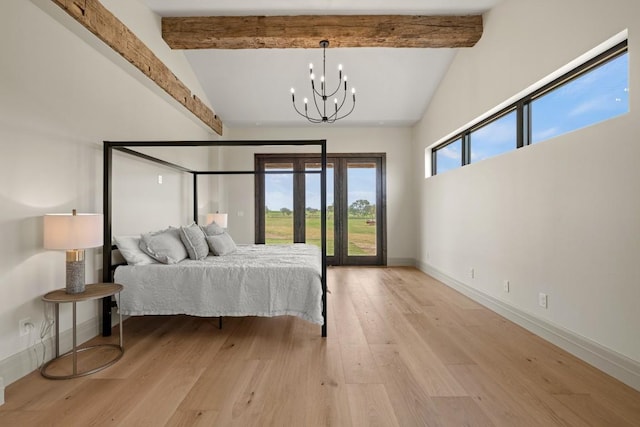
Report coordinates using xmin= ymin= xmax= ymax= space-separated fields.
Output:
xmin=193 ymin=173 xmax=198 ymax=223
xmin=321 ymin=139 xmax=327 ymax=337
xmin=102 ymin=142 xmax=113 ymax=337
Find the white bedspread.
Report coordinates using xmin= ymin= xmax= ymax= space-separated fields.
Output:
xmin=114 ymin=244 xmax=324 ymax=325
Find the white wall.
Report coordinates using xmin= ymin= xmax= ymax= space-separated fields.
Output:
xmin=0 ymin=0 xmax=215 ymax=384
xmin=413 ymin=0 xmax=640 ymax=385
xmin=224 ymin=126 xmax=416 ymax=264
xmin=112 ymin=146 xmax=215 ymax=235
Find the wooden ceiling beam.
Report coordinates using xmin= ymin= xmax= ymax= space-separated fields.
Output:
xmin=50 ymin=0 xmax=223 ymax=135
xmin=162 ymin=15 xmax=483 ymax=50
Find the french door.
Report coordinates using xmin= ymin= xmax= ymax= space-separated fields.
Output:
xmin=255 ymin=153 xmax=386 ymax=266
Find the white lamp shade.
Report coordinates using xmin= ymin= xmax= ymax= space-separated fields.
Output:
xmin=44 ymin=213 xmax=104 ymax=250
xmin=206 ymin=213 xmax=228 ymax=228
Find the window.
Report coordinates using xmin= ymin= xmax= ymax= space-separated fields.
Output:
xmin=433 ymin=138 xmax=462 ymax=174
xmin=531 ymin=52 xmax=629 ymax=144
xmin=470 ymin=110 xmax=517 ymax=163
xmin=430 ymin=40 xmax=628 ymax=176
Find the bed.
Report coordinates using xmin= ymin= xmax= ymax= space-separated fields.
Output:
xmin=102 ymin=140 xmax=328 ymax=337
xmin=114 ymin=243 xmax=324 ymax=325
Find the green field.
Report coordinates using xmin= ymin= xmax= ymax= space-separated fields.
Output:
xmin=265 ymin=214 xmax=376 ymax=255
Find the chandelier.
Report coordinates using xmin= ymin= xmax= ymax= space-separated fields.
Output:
xmin=290 ymin=40 xmax=356 ymax=123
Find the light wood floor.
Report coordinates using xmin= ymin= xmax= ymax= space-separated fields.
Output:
xmin=2 ymin=267 xmax=640 ymax=426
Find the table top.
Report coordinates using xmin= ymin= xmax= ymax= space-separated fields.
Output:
xmin=42 ymin=283 xmax=123 ymax=303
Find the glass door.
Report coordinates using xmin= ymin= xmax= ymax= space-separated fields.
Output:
xmin=339 ymin=157 xmax=384 ymax=265
xmin=256 ymin=153 xmax=385 ymax=266
xmin=305 ymin=161 xmax=336 ymax=264
xmin=264 ymin=162 xmax=294 ymax=244
xmin=346 ymin=162 xmax=378 ymax=258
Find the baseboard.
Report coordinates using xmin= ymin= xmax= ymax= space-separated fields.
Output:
xmin=0 ymin=377 xmax=4 ymax=406
xmin=387 ymin=257 xmax=416 ymax=267
xmin=0 ymin=315 xmax=101 ymax=393
xmin=417 ymin=261 xmax=640 ymax=392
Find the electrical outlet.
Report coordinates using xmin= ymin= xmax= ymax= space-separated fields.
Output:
xmin=19 ymin=318 xmax=33 ymax=336
xmin=469 ymin=268 xmax=475 ymax=279
xmin=538 ymin=293 xmax=548 ymax=309
xmin=503 ymin=280 xmax=510 ymax=293
xmin=157 ymin=174 xmax=163 ymax=184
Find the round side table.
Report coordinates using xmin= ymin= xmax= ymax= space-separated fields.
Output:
xmin=41 ymin=283 xmax=124 ymax=380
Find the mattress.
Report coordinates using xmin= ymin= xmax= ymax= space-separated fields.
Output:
xmin=114 ymin=244 xmax=324 ymax=325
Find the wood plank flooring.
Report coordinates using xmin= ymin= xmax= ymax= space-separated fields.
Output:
xmin=2 ymin=267 xmax=639 ymax=426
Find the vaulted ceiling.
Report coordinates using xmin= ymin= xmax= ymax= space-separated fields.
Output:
xmin=143 ymin=0 xmax=502 ymax=128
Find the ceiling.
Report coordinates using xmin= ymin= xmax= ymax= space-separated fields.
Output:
xmin=143 ymin=0 xmax=502 ymax=129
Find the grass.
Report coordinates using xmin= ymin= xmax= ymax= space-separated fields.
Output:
xmin=265 ymin=214 xmax=376 ymax=256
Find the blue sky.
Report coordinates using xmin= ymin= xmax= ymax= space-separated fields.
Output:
xmin=265 ymin=165 xmax=375 ymax=211
xmin=436 ymin=52 xmax=629 ymax=174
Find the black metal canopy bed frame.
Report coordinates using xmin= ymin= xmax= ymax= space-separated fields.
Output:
xmin=101 ymin=139 xmax=328 ymax=338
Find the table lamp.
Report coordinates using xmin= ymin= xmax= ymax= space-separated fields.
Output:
xmin=44 ymin=209 xmax=103 ymax=294
xmin=206 ymin=212 xmax=228 ymax=228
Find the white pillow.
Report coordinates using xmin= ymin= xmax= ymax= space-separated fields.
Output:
xmin=201 ymin=221 xmax=225 ymax=236
xmin=113 ymin=236 xmax=157 ymax=266
xmin=180 ymin=222 xmax=209 ymax=260
xmin=206 ymin=232 xmax=237 ymax=256
xmin=139 ymin=227 xmax=188 ymax=264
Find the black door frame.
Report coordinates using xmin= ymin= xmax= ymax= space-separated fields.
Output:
xmin=335 ymin=155 xmax=386 ymax=266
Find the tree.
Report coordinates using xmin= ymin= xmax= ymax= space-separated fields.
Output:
xmin=364 ymin=203 xmax=376 ymax=218
xmin=280 ymin=207 xmax=292 ymax=216
xmin=349 ymin=199 xmax=371 ymax=217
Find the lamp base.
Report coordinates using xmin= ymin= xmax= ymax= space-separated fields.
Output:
xmin=65 ymin=250 xmax=86 ymax=294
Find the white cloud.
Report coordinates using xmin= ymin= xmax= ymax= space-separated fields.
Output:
xmin=440 ymin=145 xmax=460 ymax=160
xmin=473 ymin=113 xmax=516 ymax=145
xmin=532 ymin=126 xmax=561 ymax=142
xmin=568 ymin=95 xmax=615 ymax=117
